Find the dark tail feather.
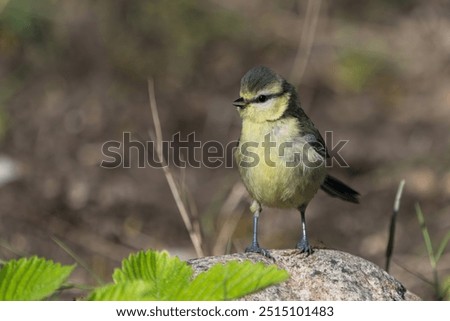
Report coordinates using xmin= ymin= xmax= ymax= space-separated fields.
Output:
xmin=321 ymin=175 xmax=360 ymax=204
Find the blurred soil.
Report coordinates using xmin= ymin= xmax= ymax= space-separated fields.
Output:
xmin=0 ymin=0 xmax=449 ymax=299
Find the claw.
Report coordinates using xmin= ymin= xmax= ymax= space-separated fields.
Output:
xmin=245 ymin=244 xmax=274 ymax=260
xmin=297 ymin=238 xmax=314 ymax=256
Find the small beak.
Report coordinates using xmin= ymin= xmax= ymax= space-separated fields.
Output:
xmin=233 ymin=97 xmax=246 ymax=108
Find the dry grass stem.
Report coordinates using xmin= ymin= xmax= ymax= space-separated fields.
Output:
xmin=212 ymin=182 xmax=247 ymax=255
xmin=289 ymin=0 xmax=322 ymax=86
xmin=147 ymin=79 xmax=204 ymax=257
xmin=385 ymin=179 xmax=405 ymax=272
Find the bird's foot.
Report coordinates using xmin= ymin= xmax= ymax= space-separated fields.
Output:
xmin=245 ymin=243 xmax=273 ymax=260
xmin=296 ymin=238 xmax=314 ymax=256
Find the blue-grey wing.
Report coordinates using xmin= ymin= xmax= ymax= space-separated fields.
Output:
xmin=302 ymin=133 xmax=329 ymax=159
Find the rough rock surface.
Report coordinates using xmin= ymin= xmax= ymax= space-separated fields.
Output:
xmin=187 ymin=249 xmax=420 ymax=301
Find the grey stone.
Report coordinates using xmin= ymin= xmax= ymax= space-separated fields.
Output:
xmin=187 ymin=249 xmax=421 ymax=301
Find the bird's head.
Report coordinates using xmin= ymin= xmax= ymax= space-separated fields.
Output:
xmin=233 ymin=66 xmax=296 ymax=122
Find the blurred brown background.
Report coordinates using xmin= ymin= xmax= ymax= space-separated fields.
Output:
xmin=0 ymin=0 xmax=449 ymax=300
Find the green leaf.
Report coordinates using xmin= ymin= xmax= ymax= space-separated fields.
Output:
xmin=435 ymin=231 xmax=450 ymax=263
xmin=443 ymin=276 xmax=450 ymax=301
xmin=89 ymin=250 xmax=289 ymax=301
xmin=112 ymin=250 xmax=192 ymax=299
xmin=0 ymin=256 xmax=75 ymax=300
xmin=416 ymin=204 xmax=436 ymax=269
xmin=177 ymin=260 xmax=289 ymax=300
xmin=88 ymin=281 xmax=155 ymax=301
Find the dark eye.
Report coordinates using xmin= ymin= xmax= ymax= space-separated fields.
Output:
xmin=257 ymin=95 xmax=268 ymax=103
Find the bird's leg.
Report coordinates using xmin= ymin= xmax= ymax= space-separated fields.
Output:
xmin=245 ymin=201 xmax=272 ymax=258
xmin=297 ymin=204 xmax=313 ymax=255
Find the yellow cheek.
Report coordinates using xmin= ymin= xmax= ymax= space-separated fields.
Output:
xmin=239 ymin=95 xmax=289 ymax=122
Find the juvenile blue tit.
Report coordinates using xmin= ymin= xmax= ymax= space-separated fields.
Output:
xmin=233 ymin=66 xmax=359 ymax=258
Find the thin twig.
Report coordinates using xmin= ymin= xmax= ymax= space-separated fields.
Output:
xmin=177 ymin=154 xmax=202 ymax=247
xmin=385 ymin=179 xmax=405 ymax=272
xmin=147 ymin=79 xmax=204 ymax=257
xmin=212 ymin=182 xmax=247 ymax=255
xmin=51 ymin=236 xmax=104 ymax=285
xmin=181 ymin=172 xmax=205 ymax=255
xmin=289 ymin=0 xmax=322 ymax=87
xmin=416 ymin=203 xmax=441 ymax=299
xmin=391 ymin=258 xmax=433 ymax=286
xmin=0 ymin=239 xmax=28 ymax=257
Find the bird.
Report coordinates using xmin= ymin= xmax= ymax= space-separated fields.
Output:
xmin=233 ymin=66 xmax=359 ymax=258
